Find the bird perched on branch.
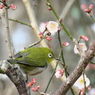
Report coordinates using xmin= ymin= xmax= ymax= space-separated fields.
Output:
xmin=7 ymin=47 xmax=56 ymax=75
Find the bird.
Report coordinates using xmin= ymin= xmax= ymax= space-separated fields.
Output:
xmin=7 ymin=47 xmax=55 ymax=75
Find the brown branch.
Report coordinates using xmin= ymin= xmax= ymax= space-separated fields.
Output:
xmin=54 ymin=40 xmax=95 ymax=95
xmin=0 ymin=60 xmax=28 ymax=95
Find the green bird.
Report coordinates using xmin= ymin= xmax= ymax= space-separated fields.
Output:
xmin=7 ymin=47 xmax=55 ymax=75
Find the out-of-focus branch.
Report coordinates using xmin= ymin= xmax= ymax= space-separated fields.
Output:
xmin=22 ymin=0 xmax=48 ymax=47
xmin=0 ymin=60 xmax=28 ymax=95
xmin=54 ymin=40 xmax=95 ymax=95
xmin=60 ymin=0 xmax=75 ymax=20
xmin=0 ymin=6 xmax=14 ymax=57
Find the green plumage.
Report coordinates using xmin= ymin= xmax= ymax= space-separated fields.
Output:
xmin=7 ymin=47 xmax=55 ymax=75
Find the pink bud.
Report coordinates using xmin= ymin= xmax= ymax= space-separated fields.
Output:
xmin=46 ymin=36 xmax=52 ymax=41
xmin=32 ymin=78 xmax=36 ymax=84
xmin=37 ymin=85 xmax=40 ymax=89
xmin=32 ymin=87 xmax=38 ymax=92
xmin=84 ymin=9 xmax=90 ymax=13
xmin=27 ymin=82 xmax=33 ymax=87
xmin=89 ymin=4 xmax=93 ymax=10
xmin=80 ymin=35 xmax=89 ymax=41
xmin=10 ymin=4 xmax=17 ymax=10
xmin=48 ymin=7 xmax=52 ymax=10
xmin=62 ymin=42 xmax=69 ymax=47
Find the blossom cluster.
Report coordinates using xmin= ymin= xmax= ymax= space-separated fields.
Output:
xmin=84 ymin=4 xmax=93 ymax=15
xmin=39 ymin=21 xmax=59 ymax=41
xmin=74 ymin=35 xmax=89 ymax=54
xmin=27 ymin=78 xmax=40 ymax=92
xmin=0 ymin=1 xmax=17 ymax=10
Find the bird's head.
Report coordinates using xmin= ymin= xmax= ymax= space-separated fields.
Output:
xmin=42 ymin=47 xmax=56 ymax=63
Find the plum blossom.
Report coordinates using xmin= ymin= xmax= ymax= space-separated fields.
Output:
xmin=55 ymin=69 xmax=64 ymax=78
xmin=39 ymin=23 xmax=46 ymax=32
xmin=74 ymin=43 xmax=87 ymax=54
xmin=46 ymin=21 xmax=59 ymax=35
xmin=74 ymin=74 xmax=90 ymax=89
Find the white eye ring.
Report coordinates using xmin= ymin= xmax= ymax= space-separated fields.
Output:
xmin=48 ymin=53 xmax=53 ymax=58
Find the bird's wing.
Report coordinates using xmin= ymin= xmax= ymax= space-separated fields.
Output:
xmin=13 ymin=52 xmax=47 ymax=67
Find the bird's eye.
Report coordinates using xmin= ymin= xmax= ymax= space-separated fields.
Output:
xmin=48 ymin=53 xmax=53 ymax=58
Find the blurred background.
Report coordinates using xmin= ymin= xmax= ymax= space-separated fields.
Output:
xmin=0 ymin=0 xmax=95 ymax=95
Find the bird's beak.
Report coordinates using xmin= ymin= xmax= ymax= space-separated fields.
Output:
xmin=54 ymin=57 xmax=60 ymax=61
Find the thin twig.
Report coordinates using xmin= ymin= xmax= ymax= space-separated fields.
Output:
xmin=44 ymin=63 xmax=58 ymax=93
xmin=29 ymin=37 xmax=45 ymax=48
xmin=8 ymin=18 xmax=31 ymax=27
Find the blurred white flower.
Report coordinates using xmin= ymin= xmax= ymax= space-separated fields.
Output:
xmin=46 ymin=21 xmax=59 ymax=36
xmin=74 ymin=74 xmax=90 ymax=89
xmin=39 ymin=22 xmax=46 ymax=32
xmin=91 ymin=23 xmax=95 ymax=32
xmin=74 ymin=43 xmax=87 ymax=54
xmin=55 ymin=69 xmax=64 ymax=78
xmin=88 ymin=88 xmax=95 ymax=95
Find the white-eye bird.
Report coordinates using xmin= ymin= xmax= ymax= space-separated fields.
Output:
xmin=7 ymin=47 xmax=55 ymax=75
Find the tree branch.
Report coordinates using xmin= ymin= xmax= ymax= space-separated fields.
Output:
xmin=0 ymin=6 xmax=14 ymax=57
xmin=54 ymin=40 xmax=95 ymax=95
xmin=0 ymin=60 xmax=28 ymax=95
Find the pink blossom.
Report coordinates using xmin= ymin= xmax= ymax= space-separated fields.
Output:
xmin=74 ymin=43 xmax=87 ymax=54
xmin=55 ymin=69 xmax=64 ymax=78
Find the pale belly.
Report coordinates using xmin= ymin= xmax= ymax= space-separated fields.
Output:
xmin=27 ymin=67 xmax=47 ymax=75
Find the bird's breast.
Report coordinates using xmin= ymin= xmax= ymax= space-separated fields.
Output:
xmin=27 ymin=66 xmax=47 ymax=75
